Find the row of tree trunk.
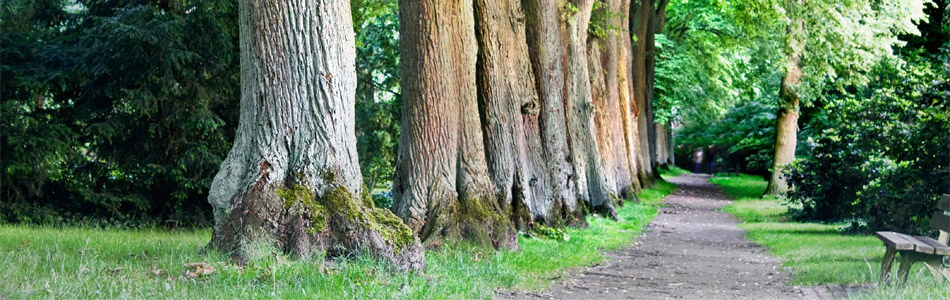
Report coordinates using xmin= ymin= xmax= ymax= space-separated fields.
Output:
xmin=392 ymin=0 xmax=674 ymax=251
xmin=208 ymin=0 xmax=673 ymax=271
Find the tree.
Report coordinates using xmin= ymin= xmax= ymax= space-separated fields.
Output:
xmin=761 ymin=0 xmax=929 ymax=196
xmin=590 ymin=0 xmax=639 ymax=198
xmin=563 ymin=0 xmax=619 ymax=218
xmin=522 ymin=0 xmax=586 ymax=226
xmin=631 ymin=0 xmax=658 ymax=187
xmin=392 ymin=0 xmax=517 ymax=249
xmin=763 ymin=6 xmax=803 ymax=195
xmin=207 ymin=0 xmax=424 ymax=270
xmin=474 ymin=0 xmax=548 ymax=229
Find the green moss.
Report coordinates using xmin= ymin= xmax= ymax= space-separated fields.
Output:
xmin=360 ymin=185 xmax=375 ymax=208
xmin=322 ymin=186 xmax=362 ymax=221
xmin=319 ymin=185 xmax=415 ymax=253
xmin=456 ymin=197 xmax=494 ymax=222
xmin=453 ymin=197 xmax=513 ymax=249
xmin=368 ymin=209 xmax=415 ymax=253
xmin=276 ymin=184 xmax=326 ymax=233
xmin=322 ymin=170 xmax=336 ymax=183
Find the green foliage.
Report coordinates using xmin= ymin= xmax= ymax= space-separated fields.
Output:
xmin=1 ymin=0 xmax=239 ymax=226
xmin=674 ymin=99 xmax=778 ymax=175
xmin=588 ymin=1 xmax=623 ymax=41
xmin=371 ymin=190 xmax=393 ymax=209
xmin=353 ymin=0 xmax=401 ymax=191
xmin=786 ymin=56 xmax=950 ymax=233
xmin=655 ymin=0 xmax=754 ymax=124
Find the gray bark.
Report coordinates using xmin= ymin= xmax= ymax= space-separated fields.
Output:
xmin=523 ymin=0 xmax=585 ymax=226
xmin=208 ymin=0 xmax=423 ymax=270
xmin=565 ymin=0 xmax=618 ymax=218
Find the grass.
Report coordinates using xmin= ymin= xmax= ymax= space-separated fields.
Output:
xmin=711 ymin=173 xmax=950 ymax=299
xmin=637 ymin=178 xmax=677 ymax=206
xmin=0 ymin=182 xmax=676 ymax=299
xmin=658 ymin=166 xmax=691 ymax=178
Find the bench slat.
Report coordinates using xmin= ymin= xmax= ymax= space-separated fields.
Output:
xmin=932 ymin=211 xmax=950 ymax=233
xmin=909 ymin=236 xmax=937 ymax=254
xmin=939 ymin=194 xmax=950 ymax=211
xmin=914 ymin=236 xmax=950 ymax=256
xmin=876 ymin=231 xmax=915 ymax=250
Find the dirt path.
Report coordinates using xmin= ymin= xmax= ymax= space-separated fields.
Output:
xmin=497 ymin=174 xmax=843 ymax=300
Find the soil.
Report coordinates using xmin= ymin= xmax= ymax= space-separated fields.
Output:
xmin=497 ymin=174 xmax=854 ymax=300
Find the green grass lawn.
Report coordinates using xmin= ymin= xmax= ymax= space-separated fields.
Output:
xmin=712 ymin=173 xmax=950 ymax=299
xmin=0 ymin=182 xmax=674 ymax=299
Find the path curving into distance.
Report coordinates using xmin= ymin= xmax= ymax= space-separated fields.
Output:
xmin=498 ymin=173 xmax=843 ymax=300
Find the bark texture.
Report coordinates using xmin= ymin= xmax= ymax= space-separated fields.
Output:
xmin=764 ymin=13 xmax=804 ymax=197
xmin=631 ymin=0 xmax=656 ymax=187
xmin=564 ymin=0 xmax=618 ymax=218
xmin=618 ymin=0 xmax=643 ymax=194
xmin=655 ymin=122 xmax=674 ymax=166
xmin=208 ymin=0 xmax=423 ymax=271
xmin=474 ymin=0 xmax=544 ymax=230
xmin=393 ymin=0 xmax=517 ymax=249
xmin=523 ymin=0 xmax=585 ymax=225
xmin=591 ymin=0 xmax=637 ymax=199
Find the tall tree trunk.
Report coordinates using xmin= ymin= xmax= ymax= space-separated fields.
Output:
xmin=764 ymin=13 xmax=804 ymax=197
xmin=654 ymin=122 xmax=672 ymax=166
xmin=631 ymin=0 xmax=655 ymax=187
xmin=565 ymin=0 xmax=618 ymax=218
xmin=646 ymin=0 xmax=668 ymax=173
xmin=208 ymin=0 xmax=424 ymax=270
xmin=473 ymin=0 xmax=544 ymax=230
xmin=523 ymin=0 xmax=585 ymax=226
xmin=593 ymin=0 xmax=637 ymax=199
xmin=618 ymin=0 xmax=643 ymax=194
xmin=393 ymin=0 xmax=517 ymax=249
xmin=589 ymin=39 xmax=620 ymax=197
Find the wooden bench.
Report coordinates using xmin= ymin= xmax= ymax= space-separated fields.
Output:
xmin=877 ymin=194 xmax=950 ymax=285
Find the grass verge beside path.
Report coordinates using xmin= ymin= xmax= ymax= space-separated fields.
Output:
xmin=711 ymin=173 xmax=950 ymax=299
xmin=658 ymin=166 xmax=691 ymax=179
xmin=0 ymin=181 xmax=675 ymax=299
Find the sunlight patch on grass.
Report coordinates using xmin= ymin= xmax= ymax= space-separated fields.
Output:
xmin=0 ymin=182 xmax=674 ymax=299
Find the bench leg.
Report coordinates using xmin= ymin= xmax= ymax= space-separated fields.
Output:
xmin=921 ymin=256 xmax=947 ymax=283
xmin=897 ymin=252 xmax=920 ymax=286
xmin=880 ymin=247 xmax=898 ymax=284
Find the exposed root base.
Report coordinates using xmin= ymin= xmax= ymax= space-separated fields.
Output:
xmin=418 ymin=196 xmax=519 ymax=251
xmin=211 ymin=182 xmax=425 ymax=271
